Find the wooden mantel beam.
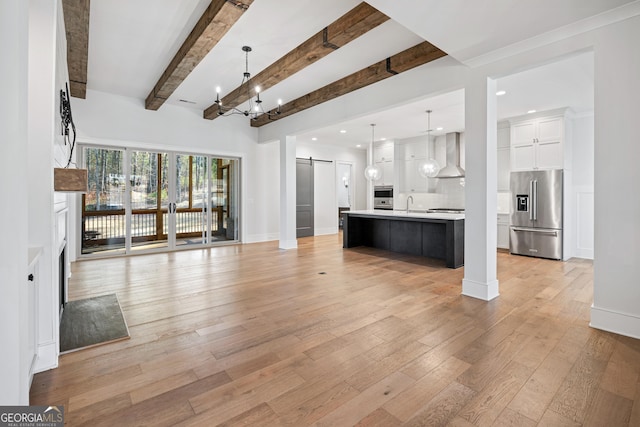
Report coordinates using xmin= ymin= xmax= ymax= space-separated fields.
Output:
xmin=250 ymin=41 xmax=447 ymax=127
xmin=145 ymin=0 xmax=254 ymax=111
xmin=62 ymin=0 xmax=90 ymax=98
xmin=203 ymin=2 xmax=389 ymax=120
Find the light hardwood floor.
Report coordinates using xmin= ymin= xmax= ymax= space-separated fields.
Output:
xmin=31 ymin=234 xmax=640 ymax=426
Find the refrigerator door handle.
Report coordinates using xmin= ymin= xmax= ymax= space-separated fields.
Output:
xmin=532 ymin=180 xmax=538 ymax=221
xmin=529 ymin=180 xmax=534 ymax=221
xmin=512 ymin=227 xmax=558 ymax=236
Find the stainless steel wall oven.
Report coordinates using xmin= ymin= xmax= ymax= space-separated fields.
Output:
xmin=374 ymin=186 xmax=393 ymax=210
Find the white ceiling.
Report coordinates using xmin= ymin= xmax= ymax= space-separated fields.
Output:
xmin=84 ymin=1 xmax=631 ymax=149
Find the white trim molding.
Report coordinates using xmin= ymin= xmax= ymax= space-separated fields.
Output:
xmin=591 ymin=304 xmax=640 ymax=339
xmin=574 ymin=186 xmax=594 ymax=259
xmin=462 ymin=278 xmax=500 ymax=301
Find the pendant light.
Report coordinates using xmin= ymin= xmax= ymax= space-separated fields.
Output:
xmin=417 ymin=110 xmax=441 ymax=178
xmin=364 ymin=124 xmax=382 ymax=181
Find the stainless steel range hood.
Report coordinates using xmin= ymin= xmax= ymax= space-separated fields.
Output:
xmin=436 ymin=132 xmax=465 ymax=178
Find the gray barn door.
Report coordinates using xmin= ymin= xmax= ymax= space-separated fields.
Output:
xmin=296 ymin=159 xmax=314 ymax=237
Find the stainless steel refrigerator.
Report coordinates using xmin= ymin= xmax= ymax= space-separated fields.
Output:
xmin=509 ymin=169 xmax=563 ymax=260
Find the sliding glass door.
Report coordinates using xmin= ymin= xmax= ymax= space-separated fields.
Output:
xmin=80 ymin=147 xmax=239 ymax=256
xmin=129 ymin=151 xmax=169 ymax=252
xmin=174 ymin=154 xmax=208 ymax=248
xmin=81 ymin=147 xmax=127 ymax=255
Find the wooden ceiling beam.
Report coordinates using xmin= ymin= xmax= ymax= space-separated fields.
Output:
xmin=62 ymin=0 xmax=90 ymax=99
xmin=250 ymin=41 xmax=447 ymax=127
xmin=203 ymin=2 xmax=389 ymax=120
xmin=145 ymin=0 xmax=254 ymax=111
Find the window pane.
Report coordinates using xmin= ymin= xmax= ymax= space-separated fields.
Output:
xmin=82 ymin=147 xmax=125 ymax=254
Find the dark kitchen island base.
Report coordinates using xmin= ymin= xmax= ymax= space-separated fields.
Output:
xmin=342 ymin=210 xmax=464 ymax=268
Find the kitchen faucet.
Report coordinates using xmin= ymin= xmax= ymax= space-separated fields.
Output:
xmin=406 ymin=195 xmax=413 ymax=213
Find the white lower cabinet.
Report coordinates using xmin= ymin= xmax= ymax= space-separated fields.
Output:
xmin=497 ymin=214 xmax=509 ymax=249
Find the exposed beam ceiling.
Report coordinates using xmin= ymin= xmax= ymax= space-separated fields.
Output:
xmin=203 ymin=2 xmax=389 ymax=120
xmin=145 ymin=0 xmax=254 ymax=111
xmin=250 ymin=41 xmax=447 ymax=127
xmin=62 ymin=0 xmax=90 ymax=98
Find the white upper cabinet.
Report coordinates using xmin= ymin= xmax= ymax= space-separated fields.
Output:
xmin=373 ymin=141 xmax=394 ymax=186
xmin=509 ymin=110 xmax=567 ymax=171
xmin=403 ymin=141 xmax=427 ymax=160
xmin=374 ymin=142 xmax=394 ymax=163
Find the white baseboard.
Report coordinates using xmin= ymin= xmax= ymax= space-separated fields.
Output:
xmin=34 ymin=341 xmax=58 ymax=373
xmin=243 ymin=233 xmax=279 ymax=244
xmin=574 ymin=247 xmax=594 ymax=260
xmin=314 ymin=227 xmax=338 ymax=236
xmin=279 ymin=239 xmax=298 ymax=250
xmin=590 ymin=305 xmax=640 ymax=339
xmin=462 ymin=278 xmax=500 ymax=301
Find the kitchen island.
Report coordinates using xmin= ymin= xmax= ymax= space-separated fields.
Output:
xmin=342 ymin=210 xmax=464 ymax=268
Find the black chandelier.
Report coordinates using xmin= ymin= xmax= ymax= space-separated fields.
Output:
xmin=214 ymin=46 xmax=282 ymax=120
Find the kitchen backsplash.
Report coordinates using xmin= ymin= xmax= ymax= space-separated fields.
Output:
xmin=398 ymin=178 xmax=465 ymax=209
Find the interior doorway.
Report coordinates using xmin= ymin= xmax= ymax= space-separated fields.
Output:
xmin=336 ymin=161 xmax=353 ymax=228
xmin=296 ymin=158 xmax=314 ymax=237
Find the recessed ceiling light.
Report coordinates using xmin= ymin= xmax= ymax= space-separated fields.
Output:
xmin=496 ymin=90 xmax=507 ymax=96
xmin=339 ymin=129 xmax=347 ymax=134
xmin=527 ymin=109 xmax=537 ymax=114
xmin=436 ymin=127 xmax=443 ymax=131
xmin=356 ymin=144 xmax=362 ymax=148
xmin=311 ymin=137 xmax=317 ymax=141
xmin=381 ymin=137 xmax=386 ymax=141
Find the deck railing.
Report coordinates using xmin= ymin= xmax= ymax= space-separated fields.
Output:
xmin=82 ymin=208 xmax=220 ymax=249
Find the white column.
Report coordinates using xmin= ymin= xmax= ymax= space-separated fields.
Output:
xmin=279 ymin=135 xmax=298 ymax=249
xmin=462 ymin=73 xmax=499 ymax=301
xmin=590 ymin=20 xmax=640 ymax=338
xmin=0 ymin=0 xmax=29 ymax=405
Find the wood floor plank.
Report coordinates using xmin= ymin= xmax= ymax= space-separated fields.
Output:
xmin=538 ymin=409 xmax=582 ymax=427
xmin=185 ymin=370 xmax=305 ymax=425
xmin=383 ymin=356 xmax=470 ymax=422
xmin=582 ymin=387 xmax=633 ymax=427
xmin=354 ymin=407 xmax=402 ymax=427
xmin=492 ymin=407 xmax=537 ymax=427
xmin=548 ymin=331 xmax=617 ymax=423
xmin=274 ymin=381 xmax=359 ymax=426
xmin=457 ymin=360 xmax=532 ymax=426
xmin=216 ymin=402 xmax=282 ymax=427
xmin=456 ymin=331 xmax=532 ymax=392
xmin=403 ymin=381 xmax=476 ymax=427
xmin=27 ymin=236 xmax=640 ymax=426
xmin=599 ymin=338 xmax=640 ymax=400
xmin=313 ymin=371 xmax=415 ymax=427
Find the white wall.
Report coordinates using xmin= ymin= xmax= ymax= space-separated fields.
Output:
xmin=245 ymin=141 xmax=280 ymax=243
xmin=313 ymin=161 xmax=337 ymax=235
xmin=591 ymin=16 xmax=640 ymax=338
xmin=72 ymin=90 xmax=280 ymax=245
xmin=0 ymin=0 xmax=30 ymax=405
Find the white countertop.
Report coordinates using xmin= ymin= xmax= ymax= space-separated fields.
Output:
xmin=345 ymin=209 xmax=465 ymax=220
